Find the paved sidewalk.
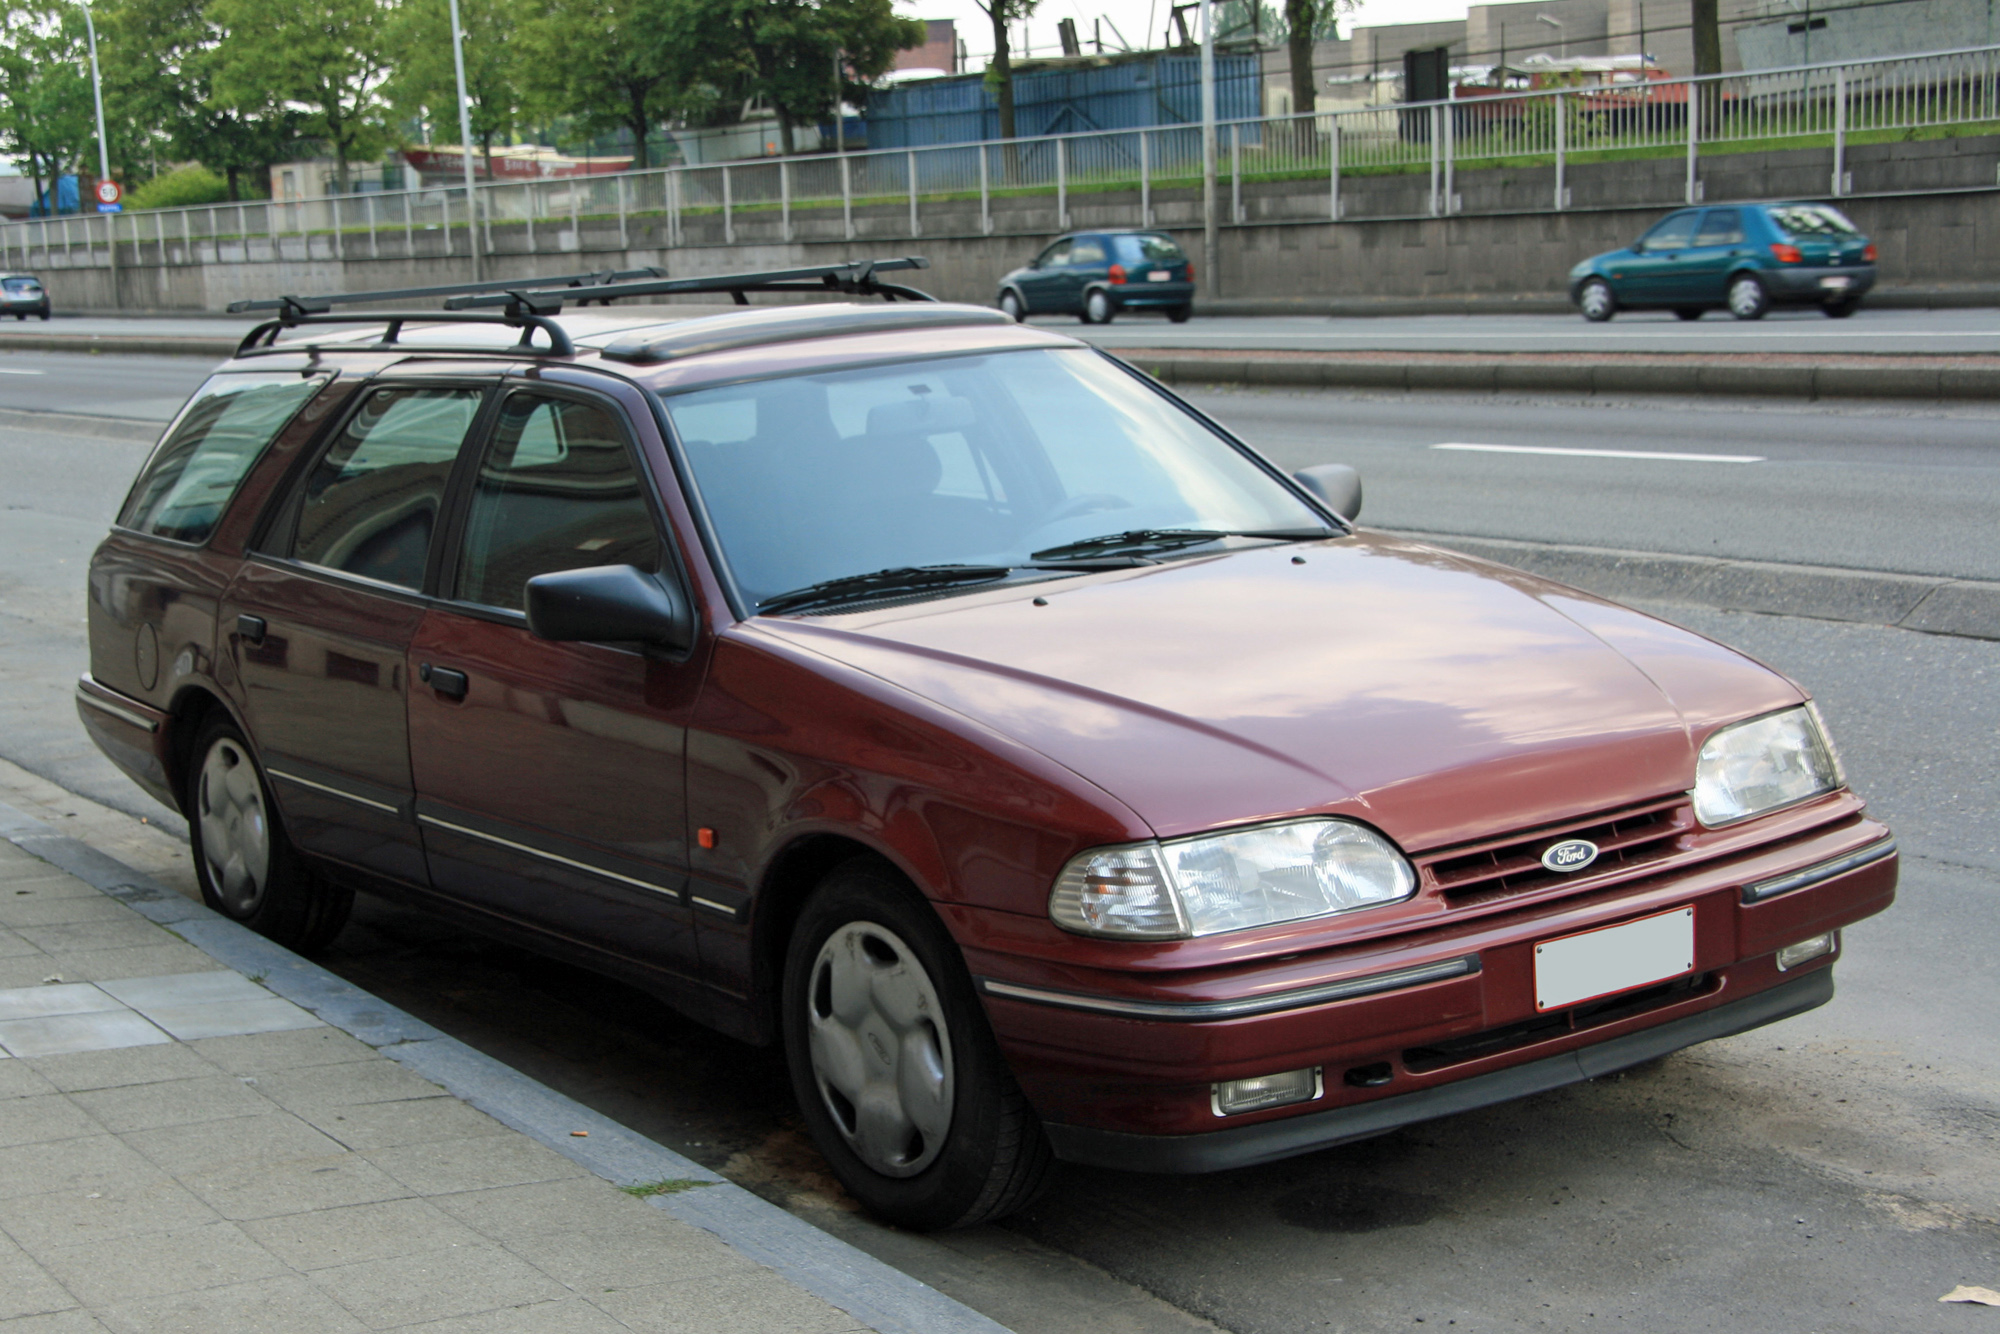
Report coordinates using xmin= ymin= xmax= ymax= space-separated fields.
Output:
xmin=0 ymin=824 xmax=1006 ymax=1333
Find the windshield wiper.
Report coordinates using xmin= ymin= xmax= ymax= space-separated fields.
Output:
xmin=757 ymin=565 xmax=1016 ymax=616
xmin=1030 ymin=526 xmax=1333 ymax=563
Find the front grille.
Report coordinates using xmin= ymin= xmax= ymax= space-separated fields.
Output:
xmin=1402 ymin=971 xmax=1717 ymax=1073
xmin=1418 ymin=796 xmax=1693 ymax=906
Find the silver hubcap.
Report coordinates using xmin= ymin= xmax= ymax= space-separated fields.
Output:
xmin=1001 ymin=293 xmax=1021 ymax=320
xmin=1581 ymin=283 xmax=1612 ymax=318
xmin=1088 ymin=293 xmax=1109 ymax=322
xmin=1730 ymin=280 xmax=1762 ymax=317
xmin=807 ymin=922 xmax=954 ymax=1178
xmin=196 ymin=737 xmax=270 ymax=917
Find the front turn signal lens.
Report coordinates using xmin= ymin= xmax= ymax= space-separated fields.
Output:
xmin=1777 ymin=932 xmax=1836 ymax=970
xmin=1214 ymin=1067 xmax=1322 ymax=1116
xmin=1770 ymin=243 xmax=1804 ymax=264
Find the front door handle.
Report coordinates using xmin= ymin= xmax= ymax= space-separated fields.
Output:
xmin=418 ymin=663 xmax=469 ymax=701
xmin=236 ymin=614 xmax=266 ymax=645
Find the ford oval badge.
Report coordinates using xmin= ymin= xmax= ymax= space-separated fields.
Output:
xmin=1541 ymin=839 xmax=1600 ymax=873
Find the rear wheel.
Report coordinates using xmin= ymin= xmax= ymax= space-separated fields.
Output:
xmin=1578 ymin=278 xmax=1616 ymax=322
xmin=998 ymin=290 xmax=1025 ymax=323
xmin=1082 ymin=289 xmax=1115 ymax=325
xmin=187 ymin=717 xmax=352 ymax=954
xmin=1727 ymin=273 xmax=1770 ymax=321
xmin=783 ymin=858 xmax=1052 ymax=1231
xmin=1673 ymin=307 xmax=1705 ymax=321
xmin=1167 ymin=304 xmax=1193 ymax=324
xmin=1823 ymin=299 xmax=1860 ymax=319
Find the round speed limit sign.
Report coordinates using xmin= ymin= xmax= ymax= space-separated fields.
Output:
xmin=94 ymin=179 xmax=121 ymax=206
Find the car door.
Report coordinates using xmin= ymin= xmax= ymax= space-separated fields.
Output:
xmin=405 ymin=383 xmax=705 ymax=983
xmin=1676 ymin=208 xmax=1746 ymax=304
xmin=1065 ymin=236 xmax=1111 ymax=309
xmin=1621 ymin=210 xmax=1699 ymax=304
xmin=224 ymin=379 xmax=491 ymax=888
xmin=1017 ymin=238 xmax=1073 ymax=313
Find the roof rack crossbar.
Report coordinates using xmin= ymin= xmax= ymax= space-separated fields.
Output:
xmin=232 ymin=310 xmax=576 ymax=360
xmin=443 ymin=257 xmax=935 ymax=313
xmin=226 ymin=267 xmax=670 ymax=319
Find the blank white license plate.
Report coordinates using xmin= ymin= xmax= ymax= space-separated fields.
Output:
xmin=1534 ymin=907 xmax=1694 ymax=1011
xmin=1820 ymin=275 xmax=1852 ymax=290
xmin=1148 ymin=270 xmax=1172 ymax=281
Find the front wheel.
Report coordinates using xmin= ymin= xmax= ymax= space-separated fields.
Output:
xmin=187 ymin=717 xmax=352 ymax=954
xmin=1167 ymin=303 xmax=1193 ymax=324
xmin=1578 ymin=278 xmax=1616 ymax=322
xmin=1727 ymin=273 xmax=1770 ymax=321
xmin=1082 ymin=289 xmax=1115 ymax=325
xmin=783 ymin=858 xmax=1052 ymax=1231
xmin=998 ymin=290 xmax=1025 ymax=323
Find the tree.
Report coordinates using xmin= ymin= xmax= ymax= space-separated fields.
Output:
xmin=717 ymin=0 xmax=922 ymax=155
xmin=516 ymin=0 xmax=712 ymax=170
xmin=971 ymin=0 xmax=1037 ymax=143
xmin=384 ymin=0 xmax=518 ymax=177
xmin=208 ymin=0 xmax=391 ymax=192
xmin=0 ymin=2 xmax=96 ymax=210
xmin=1280 ymin=0 xmax=1356 ymax=115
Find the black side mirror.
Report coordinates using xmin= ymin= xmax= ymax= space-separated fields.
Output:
xmin=1631 ymin=239 xmax=1647 ymax=253
xmin=1293 ymin=464 xmax=1363 ymax=521
xmin=526 ymin=564 xmax=693 ymax=652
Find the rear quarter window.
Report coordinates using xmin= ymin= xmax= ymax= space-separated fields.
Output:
xmin=1111 ymin=234 xmax=1188 ymax=265
xmin=118 ymin=373 xmax=328 ymax=545
xmin=1767 ymin=205 xmax=1860 ymax=237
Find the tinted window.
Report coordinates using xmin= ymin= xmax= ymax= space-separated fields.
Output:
xmin=1767 ymin=204 xmax=1861 ymax=237
xmin=2 ymin=277 xmax=40 ymax=294
xmin=1069 ymin=239 xmax=1108 ymax=265
xmin=455 ymin=395 xmax=660 ymax=612
xmin=1036 ymin=240 xmax=1072 ymax=268
xmin=1110 ymin=234 xmax=1187 ymax=265
xmin=292 ymin=387 xmax=482 ymax=590
xmin=1638 ymin=212 xmax=1698 ymax=250
xmin=119 ymin=373 xmax=326 ymax=544
xmin=1695 ymin=209 xmax=1744 ymax=245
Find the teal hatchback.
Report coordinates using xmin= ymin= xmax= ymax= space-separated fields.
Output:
xmin=1569 ymin=202 xmax=1876 ymax=322
xmin=997 ymin=229 xmax=1195 ymax=326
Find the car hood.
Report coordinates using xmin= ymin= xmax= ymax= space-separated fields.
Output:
xmin=752 ymin=534 xmax=1803 ymax=851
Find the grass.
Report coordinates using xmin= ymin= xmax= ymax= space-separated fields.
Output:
xmin=620 ymin=1179 xmax=715 ymax=1197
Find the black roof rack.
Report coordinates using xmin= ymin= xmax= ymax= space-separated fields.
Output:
xmin=224 ymin=266 xmax=671 ymax=318
xmin=232 ymin=309 xmax=576 ymax=360
xmin=442 ymin=258 xmax=936 ymax=311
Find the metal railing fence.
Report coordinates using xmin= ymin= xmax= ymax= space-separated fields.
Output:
xmin=4 ymin=43 xmax=1995 ymax=272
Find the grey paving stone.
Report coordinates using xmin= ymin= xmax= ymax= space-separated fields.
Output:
xmin=0 ymin=984 xmax=122 ymax=1023
xmin=430 ymin=1176 xmax=675 ymax=1241
xmin=0 ymin=1134 xmax=161 ymax=1202
xmin=301 ymin=1095 xmax=507 ymax=1153
xmin=590 ymin=1271 xmax=868 ymax=1334
xmin=13 ymin=922 xmax=170 ymax=956
xmin=96 ymin=973 xmax=271 ymax=1010
xmin=503 ymin=1220 xmax=753 ymax=1292
xmin=0 ymin=1310 xmax=110 ymax=1333
xmin=0 ymin=927 xmax=45 ymax=959
xmin=26 ymin=1042 xmax=215 ymax=1093
xmin=97 ymin=1275 xmax=370 ymax=1334
xmin=365 ymin=1134 xmax=588 ymax=1198
xmin=0 ymin=1059 xmax=56 ymax=1099
xmin=34 ymin=1221 xmax=289 ymax=1306
xmin=398 ymin=1297 xmax=634 ymax=1334
xmin=0 ymin=873 xmax=100 ymax=901
xmin=70 ymin=1075 xmax=274 ymax=1133
xmin=252 ymin=1060 xmax=449 ymax=1112
xmin=137 ymin=997 xmax=324 ymax=1042
xmin=35 ymin=944 xmax=224 ymax=983
xmin=308 ymin=1244 xmax=569 ymax=1330
xmin=125 ymin=1109 xmax=347 ymax=1177
xmin=0 ymin=1011 xmax=171 ymax=1060
xmin=0 ymin=1175 xmax=221 ymax=1252
xmin=242 ymin=1198 xmax=488 ymax=1272
xmin=0 ymin=1250 xmax=77 ymax=1320
xmin=0 ymin=898 xmax=135 ymax=930
xmin=190 ymin=1025 xmax=377 ymax=1077
xmin=177 ymin=1149 xmax=414 ymax=1222
xmin=0 ymin=959 xmax=77 ymax=990
xmin=0 ymin=1094 xmax=100 ymax=1148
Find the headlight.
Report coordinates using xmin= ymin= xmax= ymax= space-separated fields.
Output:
xmin=1692 ymin=705 xmax=1843 ymax=828
xmin=1049 ymin=819 xmax=1417 ymax=940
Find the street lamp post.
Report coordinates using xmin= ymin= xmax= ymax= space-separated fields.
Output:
xmin=79 ymin=0 xmax=110 ymax=188
xmin=448 ymin=0 xmax=482 ymax=280
xmin=1199 ymin=0 xmax=1217 ymax=300
xmin=1535 ymin=13 xmax=1567 ymax=59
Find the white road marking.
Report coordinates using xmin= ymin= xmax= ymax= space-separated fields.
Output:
xmin=0 ymin=368 xmax=47 ymax=375
xmin=1432 ymin=442 xmax=1765 ymax=463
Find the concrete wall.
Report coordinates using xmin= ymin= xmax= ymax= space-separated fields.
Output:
xmin=22 ymin=133 xmax=1998 ymax=314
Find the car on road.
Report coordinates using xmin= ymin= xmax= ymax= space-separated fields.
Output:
xmin=78 ymin=261 xmax=1896 ymax=1232
xmin=1570 ymin=202 xmax=1877 ymax=321
xmin=997 ymin=229 xmax=1195 ymax=325
xmin=1 ymin=273 xmax=50 ymax=320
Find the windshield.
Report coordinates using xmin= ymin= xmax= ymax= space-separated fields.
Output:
xmin=2 ymin=278 xmax=39 ymax=294
xmin=1768 ymin=204 xmax=1860 ymax=238
xmin=1111 ymin=234 xmax=1187 ymax=265
xmin=662 ymin=347 xmax=1327 ymax=612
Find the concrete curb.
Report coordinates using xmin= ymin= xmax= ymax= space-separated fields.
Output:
xmin=0 ymin=798 xmax=1012 ymax=1334
xmin=1394 ymin=529 xmax=2000 ymax=641
xmin=1198 ymin=285 xmax=2000 ymax=319
xmin=0 ymin=332 xmax=242 ymax=358
xmin=1135 ymin=353 xmax=2000 ymax=401
xmin=0 ymin=405 xmax=165 ymax=441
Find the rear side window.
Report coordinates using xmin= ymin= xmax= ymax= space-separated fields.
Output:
xmin=119 ymin=373 xmax=327 ymax=544
xmin=291 ymin=387 xmax=482 ymax=590
xmin=1768 ymin=204 xmax=1861 ymax=237
xmin=454 ymin=395 xmax=660 ymax=612
xmin=1695 ymin=209 xmax=1744 ymax=245
xmin=1110 ymin=234 xmax=1187 ymax=265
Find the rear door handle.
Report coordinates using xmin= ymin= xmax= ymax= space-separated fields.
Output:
xmin=418 ymin=663 xmax=468 ymax=701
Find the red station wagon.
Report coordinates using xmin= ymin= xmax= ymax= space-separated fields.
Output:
xmin=79 ymin=260 xmax=1898 ymax=1230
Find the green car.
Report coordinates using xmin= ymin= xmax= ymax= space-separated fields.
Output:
xmin=997 ymin=229 xmax=1195 ymax=325
xmin=1569 ymin=203 xmax=1876 ymax=322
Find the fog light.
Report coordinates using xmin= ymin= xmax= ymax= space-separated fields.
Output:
xmin=1777 ymin=931 xmax=1836 ymax=971
xmin=1212 ymin=1067 xmax=1322 ymax=1116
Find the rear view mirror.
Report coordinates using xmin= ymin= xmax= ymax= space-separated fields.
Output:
xmin=526 ymin=564 xmax=693 ymax=651
xmin=1293 ymin=464 xmax=1363 ymax=522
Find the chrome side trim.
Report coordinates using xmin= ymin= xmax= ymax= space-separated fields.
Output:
xmin=976 ymin=955 xmax=1481 ymax=1022
xmin=1742 ymin=836 xmax=1896 ymax=904
xmin=75 ymin=681 xmax=159 ymax=734
xmin=689 ymin=896 xmax=738 ymax=917
xmin=416 ymin=813 xmax=681 ymax=899
xmin=267 ymin=768 xmax=401 ymax=817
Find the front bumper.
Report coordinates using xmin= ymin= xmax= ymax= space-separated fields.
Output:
xmin=972 ymin=812 xmax=1895 ymax=1167
xmin=1763 ymin=264 xmax=1876 ymax=301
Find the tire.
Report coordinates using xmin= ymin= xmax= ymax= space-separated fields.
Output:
xmin=782 ymin=857 xmax=1053 ymax=1231
xmin=1167 ymin=304 xmax=1192 ymax=324
xmin=1083 ymin=289 xmax=1114 ymax=326
xmin=1673 ymin=307 xmax=1705 ymax=321
xmin=1823 ymin=299 xmax=1859 ymax=319
xmin=998 ymin=290 xmax=1025 ymax=323
xmin=1578 ymin=278 xmax=1616 ymax=322
xmin=38 ymin=308 xmax=48 ymax=321
xmin=187 ymin=717 xmax=352 ymax=954
xmin=1727 ymin=273 xmax=1770 ymax=321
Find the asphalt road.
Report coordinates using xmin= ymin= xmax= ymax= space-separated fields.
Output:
xmin=10 ymin=304 xmax=2000 ymax=355
xmin=4 ymin=380 xmax=1998 ymax=1333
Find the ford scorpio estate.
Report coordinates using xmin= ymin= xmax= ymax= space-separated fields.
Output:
xmin=80 ymin=262 xmax=1897 ymax=1230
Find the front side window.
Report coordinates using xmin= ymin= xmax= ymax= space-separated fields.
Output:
xmin=1639 ymin=212 xmax=1698 ymax=251
xmin=1035 ymin=240 xmax=1073 ymax=268
xmin=455 ymin=395 xmax=661 ymax=612
xmin=292 ymin=387 xmax=482 ymax=590
xmin=120 ymin=373 xmax=327 ymax=545
xmin=663 ymin=348 xmax=1326 ymax=611
xmin=1069 ymin=239 xmax=1108 ymax=266
xmin=1695 ymin=209 xmax=1744 ymax=246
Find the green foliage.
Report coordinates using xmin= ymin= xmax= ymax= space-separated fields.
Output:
xmin=0 ymin=2 xmax=96 ymax=199
xmin=516 ymin=0 xmax=715 ymax=169
xmin=619 ymin=1179 xmax=715 ymax=1196
xmin=713 ymin=0 xmax=925 ymax=152
xmin=207 ymin=0 xmax=391 ymax=188
xmin=384 ymin=0 xmax=519 ymax=169
xmin=128 ymin=164 xmax=233 ymax=208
